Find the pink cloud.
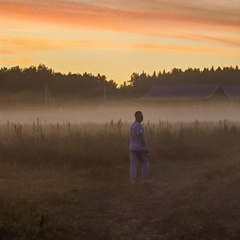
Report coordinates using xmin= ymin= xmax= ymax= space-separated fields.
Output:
xmin=1 ymin=1 xmax=239 ymax=31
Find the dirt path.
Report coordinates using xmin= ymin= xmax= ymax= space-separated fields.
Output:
xmin=44 ymin=156 xmax=240 ymax=240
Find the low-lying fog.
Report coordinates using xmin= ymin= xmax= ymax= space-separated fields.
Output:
xmin=0 ymin=105 xmax=240 ymax=124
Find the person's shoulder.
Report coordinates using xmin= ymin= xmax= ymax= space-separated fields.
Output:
xmin=135 ymin=122 xmax=143 ymax=132
xmin=135 ymin=122 xmax=142 ymax=127
xmin=130 ymin=121 xmax=138 ymax=129
xmin=131 ymin=121 xmax=138 ymax=126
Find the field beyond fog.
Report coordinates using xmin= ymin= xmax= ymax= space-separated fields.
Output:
xmin=0 ymin=119 xmax=240 ymax=240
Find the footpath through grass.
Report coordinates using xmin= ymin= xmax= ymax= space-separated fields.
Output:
xmin=0 ymin=120 xmax=239 ymax=239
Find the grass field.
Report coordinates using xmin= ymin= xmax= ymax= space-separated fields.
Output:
xmin=0 ymin=119 xmax=240 ymax=240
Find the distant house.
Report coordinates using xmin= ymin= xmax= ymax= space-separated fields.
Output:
xmin=138 ymin=84 xmax=240 ymax=106
xmin=140 ymin=84 xmax=228 ymax=102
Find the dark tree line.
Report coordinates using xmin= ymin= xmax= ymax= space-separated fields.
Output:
xmin=0 ymin=64 xmax=117 ymax=99
xmin=121 ymin=66 xmax=240 ymax=97
xmin=0 ymin=64 xmax=239 ymax=101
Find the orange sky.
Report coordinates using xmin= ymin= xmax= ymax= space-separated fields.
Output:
xmin=1 ymin=0 xmax=240 ymax=84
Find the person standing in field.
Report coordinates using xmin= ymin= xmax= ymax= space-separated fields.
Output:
xmin=129 ymin=111 xmax=150 ymax=185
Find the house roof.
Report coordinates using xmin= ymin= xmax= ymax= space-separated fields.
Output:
xmin=221 ymin=86 xmax=240 ymax=100
xmin=141 ymin=84 xmax=224 ymax=100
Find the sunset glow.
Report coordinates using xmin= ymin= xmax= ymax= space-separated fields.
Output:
xmin=1 ymin=0 xmax=240 ymax=84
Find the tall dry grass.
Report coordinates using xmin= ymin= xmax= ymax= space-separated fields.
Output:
xmin=0 ymin=119 xmax=239 ymax=240
xmin=0 ymin=119 xmax=239 ymax=170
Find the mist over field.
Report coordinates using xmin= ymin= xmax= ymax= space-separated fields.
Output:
xmin=1 ymin=102 xmax=240 ymax=240
xmin=0 ymin=104 xmax=240 ymax=124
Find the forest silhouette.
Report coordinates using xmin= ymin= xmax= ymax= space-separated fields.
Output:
xmin=0 ymin=64 xmax=239 ymax=106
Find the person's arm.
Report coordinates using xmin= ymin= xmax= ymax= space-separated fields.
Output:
xmin=138 ymin=133 xmax=149 ymax=153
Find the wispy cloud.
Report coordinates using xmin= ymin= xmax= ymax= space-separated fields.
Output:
xmin=0 ymin=35 xmax=130 ymax=52
xmin=132 ymin=43 xmax=236 ymax=56
xmin=1 ymin=0 xmax=239 ymax=44
xmin=0 ymin=49 xmax=16 ymax=54
xmin=192 ymin=35 xmax=240 ymax=48
xmin=0 ymin=36 xmax=58 ymax=50
xmin=1 ymin=34 xmax=236 ymax=57
xmin=166 ymin=33 xmax=240 ymax=49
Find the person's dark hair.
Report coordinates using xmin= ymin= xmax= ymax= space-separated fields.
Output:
xmin=135 ymin=111 xmax=142 ymax=118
